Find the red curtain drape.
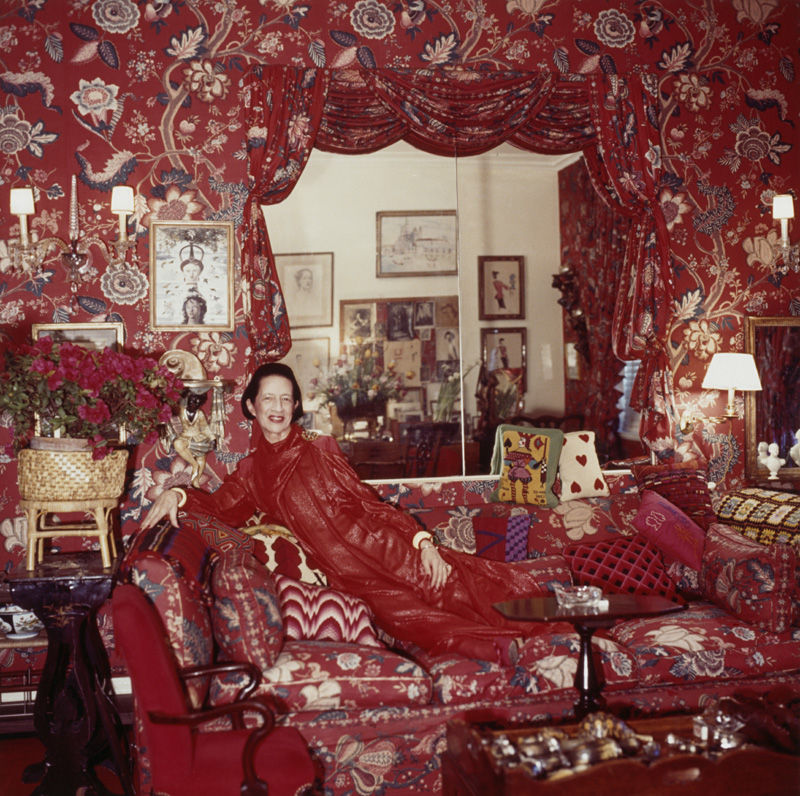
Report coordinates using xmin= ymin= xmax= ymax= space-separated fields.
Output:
xmin=243 ymin=67 xmax=674 ymax=444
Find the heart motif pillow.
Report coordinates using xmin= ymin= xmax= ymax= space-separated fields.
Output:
xmin=558 ymin=431 xmax=610 ymax=502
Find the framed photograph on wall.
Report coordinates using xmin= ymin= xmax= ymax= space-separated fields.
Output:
xmin=278 ymin=337 xmax=331 ymax=405
xmin=274 ymin=252 xmax=334 ymax=328
xmin=481 ymin=327 xmax=527 ymax=385
xmin=149 ymin=220 xmax=234 ymax=332
xmin=478 ymin=256 xmax=525 ymax=320
xmin=31 ymin=322 xmax=124 ymax=351
xmin=376 ymin=210 xmax=457 ymax=278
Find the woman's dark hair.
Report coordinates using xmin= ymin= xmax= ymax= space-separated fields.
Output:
xmin=241 ymin=363 xmax=304 ymax=423
xmin=182 ymin=295 xmax=207 ymax=324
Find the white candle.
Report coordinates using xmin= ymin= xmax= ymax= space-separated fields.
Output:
xmin=69 ymin=175 xmax=79 ymax=242
xmin=10 ymin=188 xmax=35 ymax=246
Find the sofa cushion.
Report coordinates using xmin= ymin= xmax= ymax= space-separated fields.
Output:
xmin=243 ymin=520 xmax=328 ymax=586
xmin=472 ymin=516 xmax=509 ymax=560
xmin=700 ymin=523 xmax=798 ymax=633
xmin=611 ymin=601 xmax=800 ymax=688
xmin=557 ymin=431 xmax=610 ymax=501
xmin=274 ymin=574 xmax=383 ymax=648
xmin=513 ymin=554 xmax=573 ymax=593
xmin=631 ymin=460 xmax=717 ymax=531
xmin=565 ymin=535 xmax=677 ymax=599
xmin=489 ymin=426 xmax=564 ymax=508
xmin=632 ymin=489 xmax=705 ymax=571
xmin=715 ymin=488 xmax=800 ymax=547
xmin=211 ymin=550 xmax=284 ymax=670
xmin=209 ymin=639 xmax=431 ymax=714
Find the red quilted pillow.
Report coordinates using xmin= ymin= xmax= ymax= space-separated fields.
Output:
xmin=565 ymin=535 xmax=677 ymax=600
xmin=274 ymin=574 xmax=383 ymax=648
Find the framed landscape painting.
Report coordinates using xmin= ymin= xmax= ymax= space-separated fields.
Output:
xmin=377 ymin=210 xmax=457 ymax=278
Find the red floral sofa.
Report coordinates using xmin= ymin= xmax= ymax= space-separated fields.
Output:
xmin=117 ymin=467 xmax=800 ymax=796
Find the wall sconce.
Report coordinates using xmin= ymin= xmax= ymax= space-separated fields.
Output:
xmin=5 ymin=177 xmax=137 ymax=280
xmin=772 ymin=193 xmax=799 ymax=273
xmin=679 ymin=352 xmax=762 ymax=433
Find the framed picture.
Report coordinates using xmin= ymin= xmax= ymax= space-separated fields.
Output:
xmin=565 ymin=341 xmax=582 ymax=380
xmin=481 ymin=327 xmax=527 ymax=385
xmin=274 ymin=252 xmax=334 ymax=328
xmin=341 ymin=301 xmax=376 ymax=343
xmin=278 ymin=337 xmax=330 ymax=406
xmin=377 ymin=210 xmax=457 ymax=277
xmin=31 ymin=322 xmax=123 ymax=351
xmin=478 ymin=256 xmax=525 ymax=320
xmin=149 ymin=220 xmax=234 ymax=332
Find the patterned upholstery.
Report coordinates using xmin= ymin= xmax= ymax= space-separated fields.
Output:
xmin=715 ymin=488 xmax=800 ymax=547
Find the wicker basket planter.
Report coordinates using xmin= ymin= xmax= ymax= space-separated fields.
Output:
xmin=18 ymin=447 xmax=128 ymax=502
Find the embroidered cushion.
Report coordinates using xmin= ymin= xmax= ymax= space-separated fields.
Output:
xmin=700 ymin=523 xmax=798 ymax=633
xmin=274 ymin=574 xmax=383 ymax=648
xmin=715 ymin=488 xmax=800 ymax=547
xmin=181 ymin=507 xmax=255 ymax=555
xmin=557 ymin=431 xmax=610 ymax=501
xmin=243 ymin=519 xmax=328 ymax=586
xmin=632 ymin=489 xmax=706 ymax=571
xmin=489 ymin=425 xmax=564 ymax=508
xmin=211 ymin=550 xmax=284 ymax=670
xmin=472 ymin=516 xmax=508 ymax=560
xmin=631 ymin=459 xmax=717 ymax=531
xmin=565 ymin=535 xmax=677 ymax=600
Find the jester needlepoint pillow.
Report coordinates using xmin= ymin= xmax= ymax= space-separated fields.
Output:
xmin=558 ymin=430 xmax=610 ymax=501
xmin=490 ymin=425 xmax=564 ymax=508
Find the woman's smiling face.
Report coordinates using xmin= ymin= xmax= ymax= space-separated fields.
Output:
xmin=245 ymin=374 xmax=298 ymax=443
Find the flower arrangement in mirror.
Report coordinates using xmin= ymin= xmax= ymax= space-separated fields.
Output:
xmin=0 ymin=336 xmax=183 ymax=459
xmin=308 ymin=336 xmax=406 ymax=418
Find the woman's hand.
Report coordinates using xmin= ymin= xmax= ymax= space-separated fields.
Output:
xmin=421 ymin=545 xmax=452 ymax=590
xmin=140 ymin=489 xmax=182 ymax=531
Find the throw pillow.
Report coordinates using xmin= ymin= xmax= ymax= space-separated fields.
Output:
xmin=489 ymin=425 xmax=564 ymax=508
xmin=631 ymin=459 xmax=717 ymax=531
xmin=715 ymin=488 xmax=800 ymax=547
xmin=211 ymin=550 xmax=284 ymax=670
xmin=471 ymin=516 xmax=508 ymax=561
xmin=273 ymin=574 xmax=383 ymax=648
xmin=557 ymin=431 xmax=610 ymax=501
xmin=243 ymin=521 xmax=328 ymax=586
xmin=632 ymin=489 xmax=706 ymax=571
xmin=700 ymin=523 xmax=798 ymax=634
xmin=565 ymin=535 xmax=677 ymax=600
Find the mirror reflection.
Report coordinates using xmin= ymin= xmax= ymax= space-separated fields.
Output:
xmin=265 ymin=142 xmax=579 ymax=479
xmin=745 ymin=316 xmax=800 ymax=481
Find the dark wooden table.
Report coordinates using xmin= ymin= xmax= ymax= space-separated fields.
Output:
xmin=495 ymin=594 xmax=685 ymax=718
xmin=6 ymin=552 xmax=132 ymax=796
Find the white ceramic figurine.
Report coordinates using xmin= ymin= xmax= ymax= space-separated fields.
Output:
xmin=760 ymin=442 xmax=786 ymax=480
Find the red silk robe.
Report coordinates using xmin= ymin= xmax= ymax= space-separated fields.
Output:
xmin=185 ymin=424 xmax=561 ymax=662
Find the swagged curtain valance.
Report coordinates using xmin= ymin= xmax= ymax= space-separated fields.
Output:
xmin=242 ymin=65 xmax=676 ymax=442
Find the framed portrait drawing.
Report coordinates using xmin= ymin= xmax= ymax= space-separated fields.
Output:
xmin=149 ymin=220 xmax=234 ymax=332
xmin=31 ymin=322 xmax=124 ymax=351
xmin=274 ymin=252 xmax=334 ymax=328
xmin=278 ymin=337 xmax=330 ymax=406
xmin=481 ymin=327 xmax=527 ymax=386
xmin=340 ymin=301 xmax=376 ymax=343
xmin=376 ymin=210 xmax=457 ymax=277
xmin=478 ymin=256 xmax=525 ymax=320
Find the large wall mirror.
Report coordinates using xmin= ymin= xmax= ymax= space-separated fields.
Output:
xmin=744 ymin=315 xmax=800 ymax=480
xmin=265 ymin=142 xmax=580 ymax=479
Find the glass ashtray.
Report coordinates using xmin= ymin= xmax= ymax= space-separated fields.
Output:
xmin=553 ymin=584 xmax=603 ymax=608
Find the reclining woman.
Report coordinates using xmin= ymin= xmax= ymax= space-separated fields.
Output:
xmin=142 ymin=363 xmax=562 ymax=665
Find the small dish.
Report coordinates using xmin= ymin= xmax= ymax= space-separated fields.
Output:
xmin=553 ymin=584 xmax=603 ymax=608
xmin=4 ymin=631 xmax=40 ymax=640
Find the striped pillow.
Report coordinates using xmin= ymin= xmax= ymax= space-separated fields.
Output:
xmin=273 ymin=574 xmax=383 ymax=648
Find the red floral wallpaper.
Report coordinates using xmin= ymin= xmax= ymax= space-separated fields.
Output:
xmin=0 ymin=1 xmax=797 ymax=587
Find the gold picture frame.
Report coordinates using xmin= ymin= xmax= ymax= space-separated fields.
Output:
xmin=376 ymin=210 xmax=458 ymax=278
xmin=149 ymin=220 xmax=234 ymax=332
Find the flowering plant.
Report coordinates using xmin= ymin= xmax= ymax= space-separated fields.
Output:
xmin=433 ymin=361 xmax=479 ymax=421
xmin=308 ymin=337 xmax=405 ymax=410
xmin=0 ymin=337 xmax=183 ymax=458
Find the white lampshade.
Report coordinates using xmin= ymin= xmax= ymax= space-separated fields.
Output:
xmin=10 ymin=187 xmax=35 ymax=215
xmin=110 ymin=185 xmax=135 ymax=214
xmin=772 ymin=194 xmax=795 ymax=220
xmin=702 ymin=353 xmax=762 ymax=391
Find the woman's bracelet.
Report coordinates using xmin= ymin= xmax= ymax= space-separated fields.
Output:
xmin=412 ymin=530 xmax=435 ymax=550
xmin=170 ymin=487 xmax=188 ymax=508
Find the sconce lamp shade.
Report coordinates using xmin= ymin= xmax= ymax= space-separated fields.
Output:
xmin=110 ymin=186 xmax=135 ymax=214
xmin=702 ymin=353 xmax=762 ymax=392
xmin=772 ymin=194 xmax=795 ymax=220
xmin=10 ymin=188 xmax=35 ymax=215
